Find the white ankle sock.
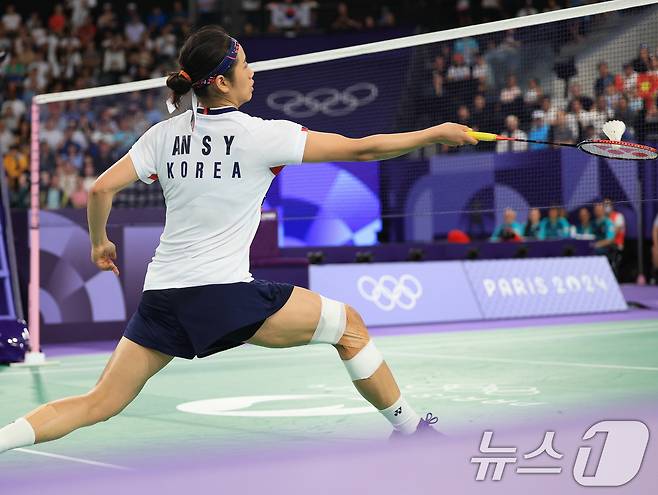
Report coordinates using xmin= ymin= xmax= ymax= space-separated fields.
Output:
xmin=0 ymin=418 xmax=36 ymax=453
xmin=379 ymin=396 xmax=421 ymax=435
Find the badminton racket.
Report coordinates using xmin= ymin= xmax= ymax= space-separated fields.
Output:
xmin=466 ymin=131 xmax=657 ymax=160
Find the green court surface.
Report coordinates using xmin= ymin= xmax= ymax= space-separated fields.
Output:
xmin=1 ymin=319 xmax=657 ymax=473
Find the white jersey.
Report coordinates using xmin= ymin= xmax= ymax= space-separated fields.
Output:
xmin=128 ymin=107 xmax=308 ymax=291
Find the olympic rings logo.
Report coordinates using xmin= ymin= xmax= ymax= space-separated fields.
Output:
xmin=357 ymin=274 xmax=423 ymax=311
xmin=266 ymin=82 xmax=378 ymax=118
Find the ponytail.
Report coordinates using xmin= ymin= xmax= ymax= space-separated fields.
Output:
xmin=165 ymin=70 xmax=193 ymax=110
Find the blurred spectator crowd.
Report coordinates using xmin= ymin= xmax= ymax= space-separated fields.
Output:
xmin=0 ymin=0 xmax=640 ymax=213
xmin=421 ymin=29 xmax=658 ymax=156
xmin=244 ymin=1 xmax=396 ymax=36
xmin=0 ymin=0 xmax=405 ymax=210
xmin=0 ymin=1 xmax=196 ymax=209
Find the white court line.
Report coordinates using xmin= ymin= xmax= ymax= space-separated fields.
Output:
xmin=34 ymin=322 xmax=658 ymax=368
xmin=37 ymin=320 xmax=658 ymax=368
xmin=15 ymin=448 xmax=132 ymax=470
xmin=383 ymin=324 xmax=658 ymax=349
xmin=384 ymin=325 xmax=658 ymax=349
xmin=3 ymin=325 xmax=657 ymax=377
xmin=0 ymin=349 xmax=331 ymax=377
xmin=0 ymin=365 xmax=111 ymax=377
xmin=26 ymin=345 xmax=328 ymax=367
xmin=382 ymin=320 xmax=658 ymax=342
xmin=386 ymin=351 xmax=658 ymax=372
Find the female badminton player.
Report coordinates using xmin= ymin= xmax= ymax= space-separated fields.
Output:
xmin=0 ymin=26 xmax=477 ymax=453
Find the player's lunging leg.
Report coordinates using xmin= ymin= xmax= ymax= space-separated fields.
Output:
xmin=0 ymin=338 xmax=172 ymax=453
xmin=332 ymin=303 xmax=423 ymax=434
xmin=248 ymin=287 xmax=434 ymax=436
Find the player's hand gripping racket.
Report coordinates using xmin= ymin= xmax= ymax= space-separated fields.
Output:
xmin=467 ymin=120 xmax=657 ymax=160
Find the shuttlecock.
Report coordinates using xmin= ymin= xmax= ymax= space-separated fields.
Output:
xmin=602 ymin=120 xmax=626 ymax=141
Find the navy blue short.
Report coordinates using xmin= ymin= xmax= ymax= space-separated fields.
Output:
xmin=124 ymin=279 xmax=295 ymax=359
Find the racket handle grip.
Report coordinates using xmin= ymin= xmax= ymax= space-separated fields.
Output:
xmin=467 ymin=131 xmax=499 ymax=142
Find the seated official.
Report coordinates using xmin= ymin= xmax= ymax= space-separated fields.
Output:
xmin=538 ymin=207 xmax=570 ymax=240
xmin=571 ymin=207 xmax=595 ymax=239
xmin=523 ymin=207 xmax=541 ymax=239
xmin=491 ymin=208 xmax=523 ymax=242
xmin=591 ymin=202 xmax=616 ymax=255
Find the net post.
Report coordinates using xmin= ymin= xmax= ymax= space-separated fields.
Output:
xmin=26 ymin=100 xmax=45 ymax=365
xmin=636 ymin=161 xmax=645 ymax=285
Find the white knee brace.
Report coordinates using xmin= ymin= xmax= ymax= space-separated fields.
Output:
xmin=310 ymin=296 xmax=346 ymax=345
xmin=343 ymin=340 xmax=384 ymax=381
xmin=310 ymin=296 xmax=383 ymax=380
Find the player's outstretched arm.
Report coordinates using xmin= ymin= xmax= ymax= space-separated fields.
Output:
xmin=302 ymin=122 xmax=478 ymax=163
xmin=88 ymin=154 xmax=140 ymax=275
